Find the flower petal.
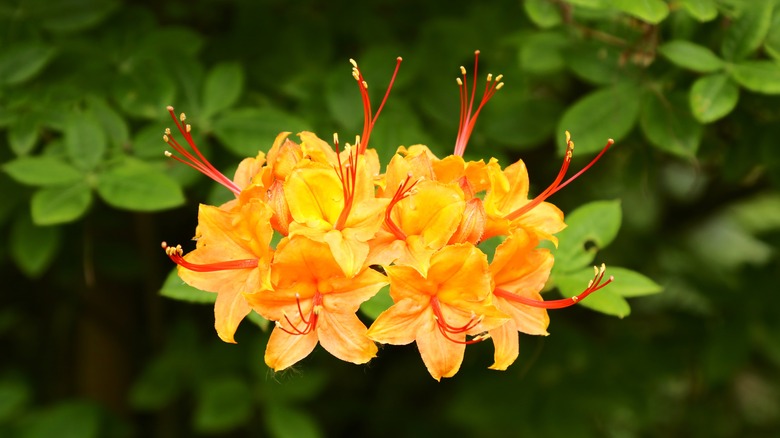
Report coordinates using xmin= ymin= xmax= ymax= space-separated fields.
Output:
xmin=317 ymin=311 xmax=377 ymax=365
xmin=488 ymin=319 xmax=519 ymax=371
xmin=367 ymin=298 xmax=427 ymax=345
xmin=264 ymin=324 xmax=319 ymax=371
xmin=415 ymin=315 xmax=465 ymax=381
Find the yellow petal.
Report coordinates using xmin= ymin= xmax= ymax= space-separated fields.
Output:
xmin=285 ymin=164 xmax=343 ymax=227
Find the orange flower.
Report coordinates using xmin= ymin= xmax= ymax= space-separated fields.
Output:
xmin=163 ymin=197 xmax=274 ymax=343
xmin=244 ymin=236 xmax=387 ymax=371
xmin=487 ymin=231 xmax=553 ymax=370
xmin=367 ymin=244 xmax=508 ymax=380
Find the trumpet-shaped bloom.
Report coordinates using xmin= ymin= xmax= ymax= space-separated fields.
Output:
xmin=164 ymin=198 xmax=274 ymax=343
xmin=367 ymin=244 xmax=508 ymax=380
xmin=245 ymin=237 xmax=387 ymax=371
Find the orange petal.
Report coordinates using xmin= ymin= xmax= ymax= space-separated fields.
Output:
xmin=317 ymin=311 xmax=377 ymax=365
xmin=415 ymin=315 xmax=465 ymax=381
xmin=488 ymin=319 xmax=519 ymax=371
xmin=213 ymin=280 xmax=253 ymax=344
xmin=366 ymin=298 xmax=428 ymax=345
xmin=264 ymin=323 xmax=319 ymax=371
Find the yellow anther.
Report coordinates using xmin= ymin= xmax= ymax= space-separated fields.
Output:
xmin=163 ymin=135 xmax=169 ymax=142
xmin=349 ymin=58 xmax=358 ymax=68
xmin=456 ymin=77 xmax=463 ymax=86
xmin=333 ymin=133 xmax=339 ymax=144
xmin=487 ymin=73 xmax=493 ymax=81
xmin=362 ymin=80 xmax=368 ymax=89
xmin=180 ymin=113 xmax=186 ymax=122
xmin=164 ymin=151 xmax=172 ymax=157
xmin=186 ymin=124 xmax=191 ymax=133
xmin=165 ymin=128 xmax=172 ymax=135
xmin=460 ymin=66 xmax=467 ymax=75
xmin=495 ymin=74 xmax=503 ymax=82
xmin=496 ymin=82 xmax=505 ymax=90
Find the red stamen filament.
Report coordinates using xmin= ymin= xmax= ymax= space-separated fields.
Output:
xmin=506 ymin=135 xmax=614 ymax=221
xmin=454 ymin=50 xmax=504 ymax=157
xmin=350 ymin=57 xmax=403 ymax=154
xmin=384 ymin=174 xmax=419 ymax=240
xmin=163 ymin=106 xmax=241 ymax=196
xmin=494 ymin=264 xmax=614 ymax=309
xmin=276 ymin=293 xmax=322 ymax=336
xmin=333 ymin=134 xmax=358 ymax=230
xmin=161 ymin=242 xmax=258 ymax=272
xmin=430 ymin=297 xmax=488 ymax=345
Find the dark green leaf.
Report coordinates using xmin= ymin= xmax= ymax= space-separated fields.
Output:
xmin=113 ymin=60 xmax=177 ymax=119
xmin=689 ymin=73 xmax=739 ymax=123
xmin=0 ymin=378 xmax=31 ymax=422
xmin=720 ymin=0 xmax=773 ymax=60
xmin=10 ymin=214 xmax=61 ymax=278
xmin=524 ymin=0 xmax=563 ymax=28
xmin=96 ymin=158 xmax=185 ymax=211
xmin=730 ymin=60 xmax=780 ymax=94
xmin=640 ymin=91 xmax=702 ymax=157
xmin=265 ymin=404 xmax=323 ymax=438
xmin=0 ymin=42 xmax=56 ymax=85
xmin=360 ymin=285 xmax=392 ymax=320
xmin=565 ymin=41 xmax=634 ymax=86
xmin=193 ymin=377 xmax=253 ymax=434
xmin=31 ymin=182 xmax=92 ymax=225
xmin=37 ymin=0 xmax=119 ymax=33
xmin=555 ymin=267 xmax=631 ymax=317
xmin=484 ymin=95 xmax=564 ymax=149
xmin=552 ymin=199 xmax=622 ymax=271
xmin=610 ymin=0 xmax=669 ymax=24
xmin=764 ymin=11 xmax=780 ymax=60
xmin=658 ymin=40 xmax=724 ymax=73
xmin=556 ymin=82 xmax=641 ymax=154
xmin=87 ymin=97 xmax=129 ymax=149
xmin=257 ymin=371 xmax=328 ymax=403
xmin=325 ymin=66 xmax=363 ymax=133
xmin=202 ymin=62 xmax=244 ymax=119
xmin=213 ymin=108 xmax=309 ymax=157
xmin=245 ymin=310 xmax=270 ymax=331
xmin=160 ymin=268 xmax=216 ymax=304
xmin=64 ymin=113 xmax=107 ymax=171
xmin=680 ymin=0 xmax=718 ymax=22
xmin=3 ymin=156 xmax=83 ymax=186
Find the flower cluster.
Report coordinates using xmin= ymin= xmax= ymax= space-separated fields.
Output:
xmin=162 ymin=52 xmax=613 ymax=380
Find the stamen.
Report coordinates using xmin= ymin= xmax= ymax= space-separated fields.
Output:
xmin=431 ymin=297 xmax=487 ymax=345
xmin=506 ymin=134 xmax=614 ymax=221
xmin=494 ymin=263 xmax=613 ymax=309
xmin=163 ymin=106 xmax=241 ymax=196
xmin=333 ymin=134 xmax=359 ymax=230
xmin=161 ymin=242 xmax=258 ymax=272
xmin=350 ymin=57 xmax=403 ymax=154
xmin=453 ymin=50 xmax=504 ymax=157
xmin=384 ymin=173 xmax=419 ymax=240
xmin=275 ymin=293 xmax=322 ymax=336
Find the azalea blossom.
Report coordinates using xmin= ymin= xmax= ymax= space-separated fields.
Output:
xmin=161 ymin=51 xmax=614 ymax=378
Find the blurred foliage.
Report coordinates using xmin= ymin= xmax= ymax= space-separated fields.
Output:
xmin=1 ymin=0 xmax=780 ymax=436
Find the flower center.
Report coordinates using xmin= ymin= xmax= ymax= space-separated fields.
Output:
xmin=430 ymin=296 xmax=489 ymax=345
xmin=276 ymin=292 xmax=323 ymax=336
xmin=384 ymin=173 xmax=419 ymax=240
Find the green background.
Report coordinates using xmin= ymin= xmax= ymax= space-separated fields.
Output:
xmin=2 ymin=0 xmax=780 ymax=436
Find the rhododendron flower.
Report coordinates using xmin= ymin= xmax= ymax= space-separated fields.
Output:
xmin=160 ymin=51 xmax=615 ymax=378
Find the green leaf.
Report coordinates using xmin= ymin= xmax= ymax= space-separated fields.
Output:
xmin=257 ymin=371 xmax=328 ymax=403
xmin=8 ymin=113 xmax=40 ymax=155
xmin=730 ymin=60 xmax=780 ymax=94
xmin=265 ymin=404 xmax=323 ymax=438
xmin=193 ymin=377 xmax=253 ymax=434
xmin=96 ymin=158 xmax=184 ymax=211
xmin=555 ymin=267 xmax=631 ymax=317
xmin=245 ymin=310 xmax=270 ymax=331
xmin=764 ymin=11 xmax=780 ymax=61
xmin=160 ymin=268 xmax=216 ymax=304
xmin=680 ymin=0 xmax=718 ymax=22
xmin=360 ymin=285 xmax=392 ymax=320
xmin=64 ymin=113 xmax=107 ymax=171
xmin=519 ymin=31 xmax=570 ymax=75
xmin=565 ymin=41 xmax=633 ymax=85
xmin=556 ymin=82 xmax=641 ymax=154
xmin=31 ymin=182 xmax=92 ymax=225
xmin=524 ymin=0 xmax=563 ymax=28
xmin=3 ymin=156 xmax=83 ymax=186
xmin=213 ymin=108 xmax=309 ymax=157
xmin=202 ymin=62 xmax=244 ymax=119
xmin=689 ymin=73 xmax=739 ymax=123
xmin=552 ymin=200 xmax=622 ymax=271
xmin=10 ymin=214 xmax=61 ymax=278
xmin=20 ymin=401 xmax=101 ymax=438
xmin=325 ymin=66 xmax=363 ymax=133
xmin=658 ymin=40 xmax=724 ymax=73
xmin=604 ymin=267 xmax=663 ymax=297
xmin=113 ymin=60 xmax=177 ymax=119
xmin=484 ymin=95 xmax=564 ymax=149
xmin=0 ymin=42 xmax=56 ymax=85
xmin=87 ymin=97 xmax=129 ymax=149
xmin=721 ymin=0 xmax=773 ymax=60
xmin=640 ymin=91 xmax=702 ymax=158
xmin=610 ymin=0 xmax=669 ymax=24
